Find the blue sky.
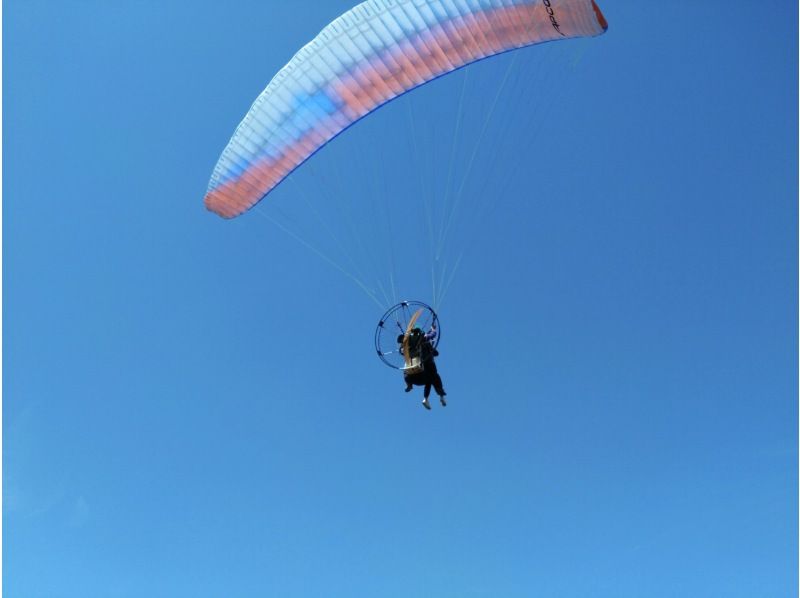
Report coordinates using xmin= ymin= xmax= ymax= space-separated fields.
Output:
xmin=4 ymin=1 xmax=797 ymax=597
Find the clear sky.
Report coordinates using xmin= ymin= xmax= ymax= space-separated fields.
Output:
xmin=4 ymin=1 xmax=797 ymax=597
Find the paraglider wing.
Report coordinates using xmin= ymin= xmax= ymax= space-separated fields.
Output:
xmin=205 ymin=0 xmax=608 ymax=219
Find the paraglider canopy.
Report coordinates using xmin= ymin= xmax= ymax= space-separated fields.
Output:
xmin=204 ymin=0 xmax=608 ymax=219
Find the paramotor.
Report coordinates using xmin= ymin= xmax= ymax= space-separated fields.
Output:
xmin=374 ymin=301 xmax=440 ymax=370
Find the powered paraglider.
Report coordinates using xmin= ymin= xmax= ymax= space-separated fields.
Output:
xmin=375 ymin=301 xmax=440 ymax=370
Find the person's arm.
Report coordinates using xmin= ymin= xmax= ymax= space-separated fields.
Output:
xmin=424 ymin=325 xmax=437 ymax=343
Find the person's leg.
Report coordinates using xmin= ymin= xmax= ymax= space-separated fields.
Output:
xmin=432 ymin=373 xmax=446 ymax=397
xmin=422 ymin=383 xmax=432 ymax=409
